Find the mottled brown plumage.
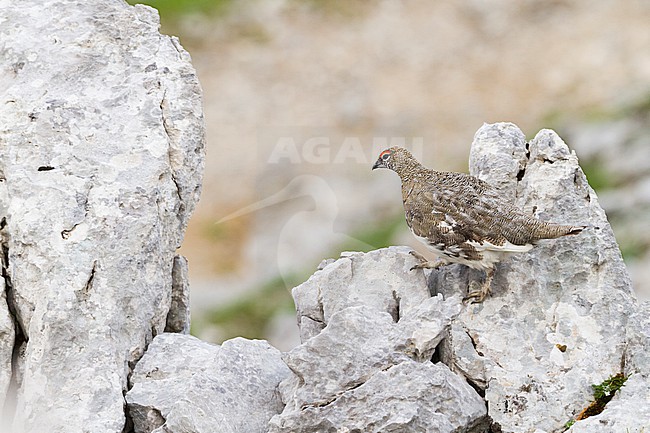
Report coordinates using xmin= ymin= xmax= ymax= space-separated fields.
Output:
xmin=372 ymin=146 xmax=585 ymax=302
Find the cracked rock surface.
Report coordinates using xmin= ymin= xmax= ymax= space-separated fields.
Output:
xmin=567 ymin=301 xmax=650 ymax=433
xmin=126 ymin=334 xmax=290 ymax=433
xmin=432 ymin=122 xmax=648 ymax=432
xmin=280 ymin=247 xmax=487 ymax=432
xmin=293 ymin=246 xmax=431 ymax=342
xmin=165 ymin=255 xmax=192 ymax=334
xmin=0 ymin=246 xmax=14 ymax=413
xmin=0 ymin=1 xmax=204 ymax=431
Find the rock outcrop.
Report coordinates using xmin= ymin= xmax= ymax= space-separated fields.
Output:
xmin=0 ymin=1 xmax=204 ymax=432
xmin=432 ymin=123 xmax=641 ymax=432
xmin=269 ymin=123 xmax=649 ymax=432
xmin=277 ymin=247 xmax=486 ymax=431
xmin=569 ymin=300 xmax=650 ymax=433
xmin=269 ymin=295 xmax=487 ymax=432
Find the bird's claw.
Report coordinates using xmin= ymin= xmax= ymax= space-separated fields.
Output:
xmin=409 ymin=250 xmax=427 ymax=271
xmin=463 ymin=281 xmax=491 ymax=304
xmin=409 ymin=250 xmax=446 ymax=272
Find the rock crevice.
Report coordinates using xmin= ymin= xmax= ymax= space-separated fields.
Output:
xmin=0 ymin=221 xmax=17 ymax=419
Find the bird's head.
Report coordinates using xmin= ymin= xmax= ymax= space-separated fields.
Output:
xmin=372 ymin=147 xmax=413 ymax=172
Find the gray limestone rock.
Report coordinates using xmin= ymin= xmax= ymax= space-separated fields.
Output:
xmin=566 ymin=301 xmax=650 ymax=432
xmin=272 ymin=298 xmax=485 ymax=432
xmin=126 ymin=334 xmax=291 ymax=433
xmin=127 ymin=333 xmax=219 ymax=433
xmin=469 ymin=122 xmax=528 ymax=199
xmin=0 ymin=1 xmax=204 ymax=431
xmin=625 ymin=301 xmax=650 ymax=378
xmin=433 ymin=123 xmax=643 ymax=432
xmin=438 ymin=322 xmax=493 ymax=390
xmin=395 ymin=294 xmax=462 ymax=362
xmin=269 ymin=361 xmax=487 ymax=433
xmin=165 ymin=255 xmax=191 ymax=334
xmin=0 ymin=148 xmax=14 ymax=416
xmin=0 ymin=279 xmax=14 ymax=414
xmin=292 ymin=246 xmax=430 ymax=342
xmin=281 ymin=306 xmax=409 ymax=412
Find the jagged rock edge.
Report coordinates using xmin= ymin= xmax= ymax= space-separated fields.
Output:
xmin=121 ymin=36 xmax=200 ymax=429
xmin=0 ymin=219 xmax=20 ymax=420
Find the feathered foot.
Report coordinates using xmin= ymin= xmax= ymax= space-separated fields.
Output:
xmin=409 ymin=250 xmax=447 ymax=271
xmin=463 ymin=268 xmax=495 ymax=304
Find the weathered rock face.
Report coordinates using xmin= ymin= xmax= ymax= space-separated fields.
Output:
xmin=431 ymin=123 xmax=644 ymax=432
xmin=165 ymin=255 xmax=192 ymax=334
xmin=574 ymin=301 xmax=650 ymax=433
xmin=0 ymin=0 xmax=204 ymax=431
xmin=277 ymin=247 xmax=488 ymax=432
xmin=293 ymin=247 xmax=431 ymax=342
xmin=126 ymin=334 xmax=291 ymax=433
xmin=0 ymin=266 xmax=14 ymax=414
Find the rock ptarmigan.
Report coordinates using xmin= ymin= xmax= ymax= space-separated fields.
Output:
xmin=372 ymin=146 xmax=585 ymax=303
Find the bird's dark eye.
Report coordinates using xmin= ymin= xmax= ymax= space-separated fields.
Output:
xmin=381 ymin=153 xmax=390 ymax=161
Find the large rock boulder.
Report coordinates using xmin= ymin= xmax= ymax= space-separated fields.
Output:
xmin=278 ymin=123 xmax=649 ymax=433
xmin=279 ymin=247 xmax=488 ymax=432
xmin=126 ymin=334 xmax=291 ymax=433
xmin=0 ymin=1 xmax=204 ymax=431
xmin=432 ymin=123 xmax=645 ymax=432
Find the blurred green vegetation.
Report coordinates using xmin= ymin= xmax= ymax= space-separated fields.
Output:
xmin=126 ymin=0 xmax=232 ymax=16
xmin=191 ymin=274 xmax=300 ymax=342
xmin=296 ymin=0 xmax=373 ymax=18
xmin=126 ymin=0 xmax=368 ymax=37
xmin=126 ymin=0 xmax=233 ymax=17
xmin=126 ymin=0 xmax=234 ymax=33
xmin=619 ymin=238 xmax=645 ymax=262
xmin=580 ymin=159 xmax=616 ymax=192
xmin=546 ymin=92 xmax=650 ymax=126
xmin=625 ymin=92 xmax=650 ymax=117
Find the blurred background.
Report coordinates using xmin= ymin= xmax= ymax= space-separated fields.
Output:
xmin=128 ymin=0 xmax=650 ymax=351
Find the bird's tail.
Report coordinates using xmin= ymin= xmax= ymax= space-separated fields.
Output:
xmin=539 ymin=223 xmax=587 ymax=239
xmin=563 ymin=225 xmax=587 ymax=236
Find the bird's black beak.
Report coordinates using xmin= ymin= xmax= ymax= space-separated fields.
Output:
xmin=372 ymin=158 xmax=383 ymax=170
